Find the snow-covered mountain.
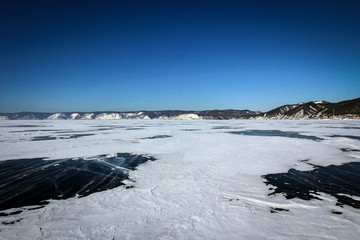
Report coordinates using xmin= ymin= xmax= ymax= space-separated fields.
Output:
xmin=254 ymin=97 xmax=360 ymax=120
xmin=1 ymin=97 xmax=359 ymax=120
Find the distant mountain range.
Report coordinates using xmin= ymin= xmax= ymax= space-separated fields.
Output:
xmin=0 ymin=97 xmax=359 ymax=120
xmin=0 ymin=110 xmax=260 ymax=120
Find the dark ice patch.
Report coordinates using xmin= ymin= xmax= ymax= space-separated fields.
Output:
xmin=263 ymin=162 xmax=360 ymax=208
xmin=96 ymin=128 xmax=113 ymax=131
xmin=182 ymin=129 xmax=201 ymax=131
xmin=64 ymin=134 xmax=94 ymax=139
xmin=141 ymin=135 xmax=172 ymax=140
xmin=10 ymin=129 xmax=56 ymax=133
xmin=212 ymin=126 xmax=243 ymax=129
xmin=229 ymin=130 xmax=323 ymax=141
xmin=0 ymin=125 xmax=44 ymax=128
xmin=91 ymin=125 xmax=125 ymax=128
xmin=31 ymin=136 xmax=57 ymax=141
xmin=299 ymin=159 xmax=310 ymax=163
xmin=331 ymin=210 xmax=343 ymax=215
xmin=213 ymin=126 xmax=232 ymax=129
xmin=329 ymin=135 xmax=360 ymax=141
xmin=270 ymin=207 xmax=289 ymax=213
xmin=31 ymin=134 xmax=94 ymax=141
xmin=91 ymin=125 xmax=127 ymax=131
xmin=54 ymin=131 xmax=85 ymax=134
xmin=324 ymin=126 xmax=360 ymax=130
xmin=2 ymin=218 xmax=22 ymax=225
xmin=27 ymin=206 xmax=45 ymax=211
xmin=298 ymin=159 xmax=317 ymax=167
xmin=340 ymin=148 xmax=360 ymax=152
xmin=126 ymin=128 xmax=144 ymax=130
xmin=228 ymin=198 xmax=239 ymax=201
xmin=0 ymin=210 xmax=23 ymax=217
xmin=0 ymin=153 xmax=156 ymax=211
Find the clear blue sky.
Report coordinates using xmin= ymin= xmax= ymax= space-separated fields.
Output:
xmin=1 ymin=0 xmax=359 ymax=112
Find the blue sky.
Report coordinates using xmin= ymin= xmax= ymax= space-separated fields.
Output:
xmin=1 ymin=0 xmax=359 ymax=112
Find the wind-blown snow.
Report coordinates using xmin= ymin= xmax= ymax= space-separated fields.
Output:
xmin=0 ymin=120 xmax=359 ymax=239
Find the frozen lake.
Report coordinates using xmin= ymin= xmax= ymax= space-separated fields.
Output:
xmin=0 ymin=120 xmax=360 ymax=239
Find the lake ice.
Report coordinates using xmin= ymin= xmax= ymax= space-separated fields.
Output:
xmin=0 ymin=120 xmax=359 ymax=240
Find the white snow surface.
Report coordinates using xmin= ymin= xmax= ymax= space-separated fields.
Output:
xmin=172 ymin=113 xmax=202 ymax=120
xmin=0 ymin=120 xmax=360 ymax=239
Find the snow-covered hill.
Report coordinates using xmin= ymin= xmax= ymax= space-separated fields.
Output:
xmin=1 ymin=97 xmax=359 ymax=120
xmin=0 ymin=110 xmax=258 ymax=120
xmin=254 ymin=97 xmax=360 ymax=120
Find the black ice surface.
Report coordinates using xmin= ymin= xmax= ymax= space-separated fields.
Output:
xmin=140 ymin=135 xmax=172 ymax=139
xmin=31 ymin=134 xmax=94 ymax=141
xmin=263 ymin=162 xmax=360 ymax=208
xmin=0 ymin=153 xmax=156 ymax=211
xmin=329 ymin=135 xmax=360 ymax=141
xmin=229 ymin=130 xmax=323 ymax=141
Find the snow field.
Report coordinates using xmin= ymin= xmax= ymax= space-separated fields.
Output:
xmin=0 ymin=120 xmax=359 ymax=239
